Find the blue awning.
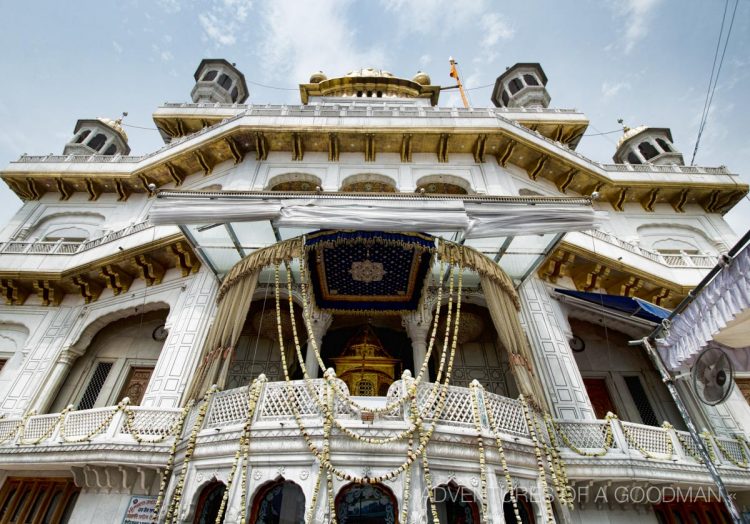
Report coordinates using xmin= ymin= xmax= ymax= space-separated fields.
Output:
xmin=555 ymin=289 xmax=671 ymax=323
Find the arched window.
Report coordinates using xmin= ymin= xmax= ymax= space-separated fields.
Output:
xmin=335 ymin=483 xmax=398 ymax=524
xmin=655 ymin=138 xmax=672 ymax=153
xmin=194 ymin=481 xmax=226 ymax=524
xmin=501 ymin=90 xmax=510 ymax=106
xmin=218 ymin=74 xmax=232 ymax=90
xmin=523 ymin=74 xmax=539 ymax=86
xmin=626 ymin=151 xmax=642 ymax=164
xmin=428 ymin=482 xmax=480 ymax=523
xmin=249 ymin=479 xmax=305 ymax=524
xmin=503 ymin=491 xmax=535 ymax=524
xmin=202 ymin=70 xmax=218 ymax=82
xmin=638 ymin=141 xmax=659 ymax=160
xmin=103 ymin=144 xmax=117 ymax=155
xmin=508 ymin=78 xmax=524 ymax=95
xmin=75 ymin=130 xmax=90 ymax=144
xmin=87 ymin=133 xmax=107 ymax=151
xmin=231 ymin=86 xmax=239 ymax=102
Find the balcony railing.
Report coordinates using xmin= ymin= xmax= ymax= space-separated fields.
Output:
xmin=578 ymin=229 xmax=719 ymax=268
xmin=0 ymin=221 xmax=153 ymax=256
xmin=1 ymin=380 xmax=748 ymax=475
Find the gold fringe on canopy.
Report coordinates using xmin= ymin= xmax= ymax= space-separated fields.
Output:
xmin=217 ymin=238 xmax=303 ymax=304
xmin=438 ymin=241 xmax=520 ymax=309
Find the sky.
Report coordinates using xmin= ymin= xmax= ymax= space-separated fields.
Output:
xmin=0 ymin=0 xmax=748 ymax=235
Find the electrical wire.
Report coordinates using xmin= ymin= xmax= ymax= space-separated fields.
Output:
xmin=123 ymin=123 xmax=160 ymax=131
xmin=690 ymin=0 xmax=739 ymax=165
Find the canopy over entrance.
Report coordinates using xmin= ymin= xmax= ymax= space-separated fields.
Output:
xmin=150 ymin=190 xmax=606 ymax=285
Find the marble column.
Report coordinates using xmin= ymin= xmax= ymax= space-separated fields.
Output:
xmin=518 ymin=277 xmax=595 ymax=420
xmin=31 ymin=348 xmax=83 ymax=414
xmin=402 ymin=310 xmax=433 ymax=379
xmin=305 ymin=309 xmax=333 ymax=378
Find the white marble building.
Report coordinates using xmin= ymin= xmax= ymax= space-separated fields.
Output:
xmin=0 ymin=59 xmax=748 ymax=524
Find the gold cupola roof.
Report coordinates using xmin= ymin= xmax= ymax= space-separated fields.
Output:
xmin=299 ymin=68 xmax=440 ymax=105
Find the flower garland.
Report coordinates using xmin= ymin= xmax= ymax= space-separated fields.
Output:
xmin=59 ymin=402 xmax=129 ymax=444
xmin=542 ymin=415 xmax=572 ymax=508
xmin=214 ymin=375 xmax=265 ymax=524
xmin=485 ymin=395 xmax=522 ymax=524
xmin=712 ymin=434 xmax=750 ymax=469
xmin=399 ymin=383 xmax=417 ymax=524
xmin=285 ymin=265 xmax=425 ymax=445
xmin=164 ymin=385 xmax=218 ymax=524
xmin=272 ymin=260 xmax=463 ymax=485
xmin=532 ymin=411 xmax=570 ymax=509
xmin=701 ymin=431 xmax=717 ymax=463
xmin=520 ymin=396 xmax=554 ymax=524
xmin=152 ymin=399 xmax=194 ymax=523
xmin=673 ymin=430 xmax=704 ymax=463
xmin=470 ymin=381 xmax=489 ymax=520
xmin=295 ymin=244 xmax=448 ymax=417
xmin=619 ymin=419 xmax=674 ymax=461
xmin=545 ymin=414 xmax=615 ymax=458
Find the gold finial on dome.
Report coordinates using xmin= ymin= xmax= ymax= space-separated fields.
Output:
xmin=412 ymin=71 xmax=431 ymax=85
xmin=309 ymin=71 xmax=327 ymax=83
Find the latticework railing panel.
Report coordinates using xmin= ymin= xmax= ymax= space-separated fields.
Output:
xmin=416 ymin=383 xmax=474 ymax=427
xmin=715 ymin=437 xmax=749 ymax=467
xmin=0 ymin=418 xmax=22 ymax=443
xmin=484 ymin=393 xmax=528 ymax=437
xmin=205 ymin=386 xmax=250 ymax=428
xmin=122 ymin=408 xmax=181 ymax=436
xmin=63 ymin=408 xmax=116 ymax=438
xmin=555 ymin=421 xmax=616 ymax=450
xmin=22 ymin=414 xmax=59 ymax=441
xmin=621 ymin=422 xmax=672 ymax=456
xmin=257 ymin=379 xmax=354 ymax=420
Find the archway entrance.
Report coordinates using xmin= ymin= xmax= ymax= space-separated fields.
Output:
xmin=335 ymin=482 xmax=398 ymax=523
xmin=249 ymin=479 xmax=305 ymax=524
xmin=193 ymin=481 xmax=226 ymax=524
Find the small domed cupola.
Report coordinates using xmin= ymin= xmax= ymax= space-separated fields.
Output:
xmin=412 ymin=71 xmax=431 ymax=85
xmin=491 ymin=63 xmax=550 ymax=109
xmin=63 ymin=116 xmax=130 ymax=156
xmin=613 ymin=126 xmax=684 ymax=166
xmin=300 ymin=68 xmax=440 ymax=105
xmin=191 ymin=58 xmax=249 ymax=104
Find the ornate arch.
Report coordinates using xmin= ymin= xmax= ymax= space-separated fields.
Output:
xmin=340 ymin=173 xmax=397 ymax=192
xmin=430 ymin=480 xmax=481 ymax=524
xmin=503 ymin=489 xmax=536 ymax=524
xmin=266 ymin=172 xmax=322 ymax=192
xmin=192 ymin=480 xmax=226 ymax=524
xmin=248 ymin=476 xmax=305 ymax=524
xmin=416 ymin=174 xmax=472 ymax=194
xmin=23 ymin=211 xmax=106 ymax=240
xmin=68 ymin=301 xmax=171 ymax=355
xmin=335 ymin=482 xmax=399 ymax=523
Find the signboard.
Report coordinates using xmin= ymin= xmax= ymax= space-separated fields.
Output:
xmin=122 ymin=496 xmax=157 ymax=524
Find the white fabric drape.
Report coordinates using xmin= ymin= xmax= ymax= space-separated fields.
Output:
xmin=464 ymin=203 xmax=608 ymax=238
xmin=150 ymin=196 xmax=606 ymax=236
xmin=657 ymin=244 xmax=750 ymax=371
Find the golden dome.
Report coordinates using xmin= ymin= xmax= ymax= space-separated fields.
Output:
xmin=345 ymin=68 xmax=394 ymax=78
xmin=412 ymin=71 xmax=431 ymax=85
xmin=616 ymin=125 xmax=647 ymax=149
xmin=341 ymin=325 xmax=391 ymax=358
xmin=309 ymin=71 xmax=327 ymax=83
xmin=97 ymin=117 xmax=128 ymax=142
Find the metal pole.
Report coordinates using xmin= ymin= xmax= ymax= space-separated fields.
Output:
xmin=639 ymin=338 xmax=746 ymax=523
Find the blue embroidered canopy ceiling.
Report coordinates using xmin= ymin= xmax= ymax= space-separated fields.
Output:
xmin=305 ymin=230 xmax=435 ymax=314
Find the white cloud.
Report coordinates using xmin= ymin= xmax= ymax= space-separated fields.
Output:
xmin=480 ymin=13 xmax=514 ymax=50
xmin=379 ymin=0 xmax=490 ymax=36
xmin=612 ymin=0 xmax=662 ymax=54
xmin=160 ymin=50 xmax=174 ymax=62
xmin=419 ymin=54 xmax=432 ymax=67
xmin=112 ymin=41 xmax=123 ymax=55
xmin=258 ymin=0 xmax=386 ymax=85
xmin=601 ymin=81 xmax=631 ymax=98
xmin=199 ymin=0 xmax=253 ymax=47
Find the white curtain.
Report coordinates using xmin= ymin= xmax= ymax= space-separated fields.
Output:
xmin=464 ymin=203 xmax=608 ymax=238
xmin=657 ymin=243 xmax=750 ymax=371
